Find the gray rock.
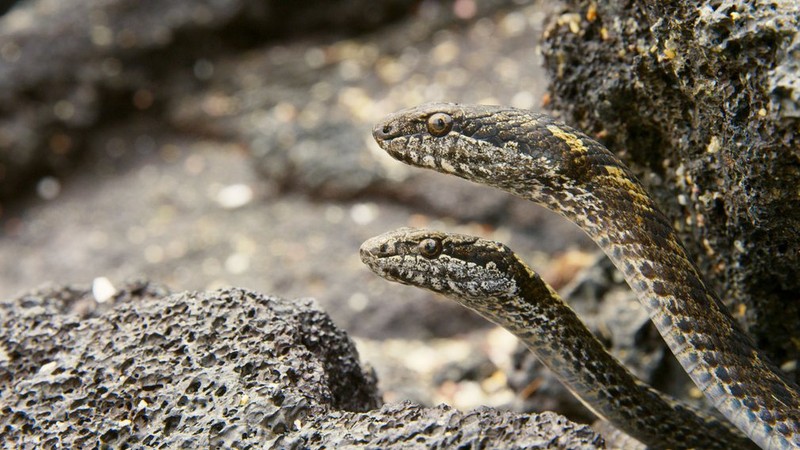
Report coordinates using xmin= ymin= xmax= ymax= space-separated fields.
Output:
xmin=291 ymin=402 xmax=605 ymax=449
xmin=0 ymin=283 xmax=379 ymax=447
xmin=0 ymin=283 xmax=604 ymax=449
xmin=542 ymin=0 xmax=800 ymax=380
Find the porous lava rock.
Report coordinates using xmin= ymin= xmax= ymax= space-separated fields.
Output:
xmin=0 ymin=282 xmax=603 ymax=448
xmin=542 ymin=0 xmax=800 ymax=376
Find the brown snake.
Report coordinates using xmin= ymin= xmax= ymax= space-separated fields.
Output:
xmin=361 ymin=227 xmax=756 ymax=449
xmin=371 ymin=103 xmax=800 ymax=449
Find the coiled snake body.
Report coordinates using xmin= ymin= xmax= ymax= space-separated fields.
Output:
xmin=371 ymin=103 xmax=800 ymax=449
xmin=360 ymin=227 xmax=756 ymax=449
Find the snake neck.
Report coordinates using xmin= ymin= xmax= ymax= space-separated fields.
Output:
xmin=460 ymin=266 xmax=755 ymax=450
xmin=528 ymin=180 xmax=800 ymax=449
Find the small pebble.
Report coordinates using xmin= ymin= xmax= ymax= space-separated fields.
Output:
xmin=92 ymin=277 xmax=116 ymax=303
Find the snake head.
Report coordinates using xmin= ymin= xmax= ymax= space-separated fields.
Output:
xmin=372 ymin=102 xmax=596 ymax=197
xmin=373 ymin=103 xmax=513 ymax=179
xmin=359 ymin=227 xmax=522 ymax=300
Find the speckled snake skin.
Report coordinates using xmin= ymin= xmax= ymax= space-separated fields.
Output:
xmin=361 ymin=227 xmax=756 ymax=449
xmin=371 ymin=103 xmax=800 ymax=449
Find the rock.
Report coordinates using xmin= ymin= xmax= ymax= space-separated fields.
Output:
xmin=0 ymin=282 xmax=603 ymax=448
xmin=292 ymin=402 xmax=605 ymax=449
xmin=542 ymin=0 xmax=800 ymax=380
xmin=0 ymin=0 xmax=417 ymax=202
xmin=0 ymin=283 xmax=378 ymax=447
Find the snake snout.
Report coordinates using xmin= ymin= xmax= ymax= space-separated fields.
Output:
xmin=372 ymin=121 xmax=395 ymax=142
xmin=359 ymin=241 xmax=376 ymax=265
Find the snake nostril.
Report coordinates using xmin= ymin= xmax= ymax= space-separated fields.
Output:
xmin=381 ymin=125 xmax=392 ymax=136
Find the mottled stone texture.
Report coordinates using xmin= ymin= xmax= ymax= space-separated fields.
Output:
xmin=0 ymin=284 xmax=380 ymax=447
xmin=295 ymin=402 xmax=605 ymax=449
xmin=0 ymin=283 xmax=603 ymax=448
xmin=542 ymin=0 xmax=800 ymax=377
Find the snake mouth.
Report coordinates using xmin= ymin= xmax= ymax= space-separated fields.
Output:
xmin=358 ymin=242 xmax=379 ymax=268
xmin=359 ymin=233 xmax=397 ymax=271
xmin=372 ymin=107 xmax=412 ymax=143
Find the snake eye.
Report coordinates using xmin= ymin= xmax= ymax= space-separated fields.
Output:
xmin=418 ymin=238 xmax=443 ymax=259
xmin=427 ymin=113 xmax=453 ymax=137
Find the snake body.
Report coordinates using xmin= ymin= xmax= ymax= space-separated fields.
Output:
xmin=360 ymin=227 xmax=756 ymax=449
xmin=371 ymin=103 xmax=800 ymax=449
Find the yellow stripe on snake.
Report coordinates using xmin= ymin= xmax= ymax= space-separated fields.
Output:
xmin=370 ymin=103 xmax=800 ymax=449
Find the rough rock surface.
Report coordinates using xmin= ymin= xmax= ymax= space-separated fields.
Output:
xmin=299 ymin=402 xmax=604 ymax=449
xmin=542 ymin=0 xmax=800 ymax=372
xmin=0 ymin=284 xmax=604 ymax=449
xmin=0 ymin=283 xmax=380 ymax=446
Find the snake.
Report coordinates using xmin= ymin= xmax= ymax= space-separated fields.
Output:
xmin=369 ymin=103 xmax=800 ymax=449
xmin=360 ymin=227 xmax=757 ymax=449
